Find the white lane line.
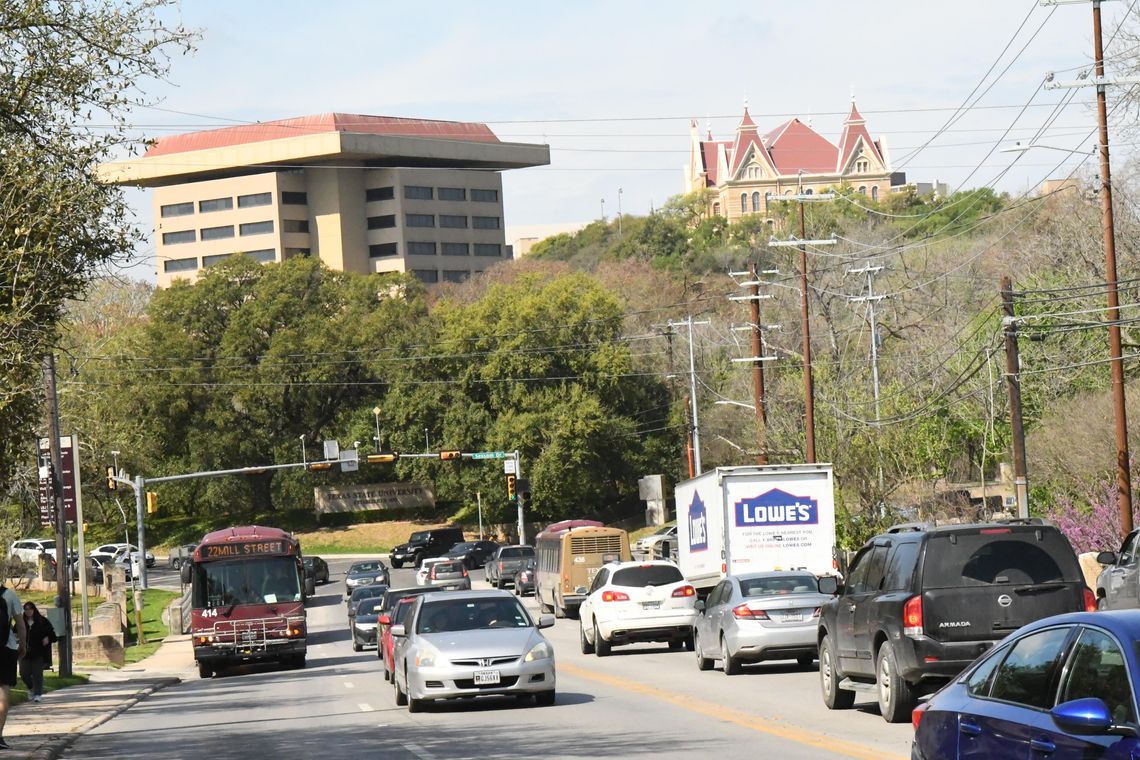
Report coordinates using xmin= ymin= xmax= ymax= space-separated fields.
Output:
xmin=344 ymin=681 xmax=355 ymax=689
xmin=358 ymin=702 xmax=373 ymax=712
xmin=404 ymin=744 xmax=434 ymax=760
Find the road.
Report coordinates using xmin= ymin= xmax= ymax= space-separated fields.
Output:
xmin=66 ymin=559 xmax=914 ymax=759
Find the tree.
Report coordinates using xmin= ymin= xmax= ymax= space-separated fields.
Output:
xmin=0 ymin=1 xmax=193 ymax=481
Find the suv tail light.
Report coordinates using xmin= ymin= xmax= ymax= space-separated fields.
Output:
xmin=912 ymin=702 xmax=929 ymax=731
xmin=732 ymin=604 xmax=769 ymax=620
xmin=462 ymin=567 xmax=468 ymax=577
xmin=1083 ymin=587 xmax=1097 ymax=613
xmin=903 ymin=595 xmax=923 ymax=637
xmin=671 ymin=585 xmax=696 ymax=598
xmin=601 ymin=590 xmax=630 ymax=602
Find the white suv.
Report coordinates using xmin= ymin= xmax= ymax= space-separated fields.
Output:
xmin=9 ymin=538 xmax=57 ymax=564
xmin=578 ymin=560 xmax=697 ymax=656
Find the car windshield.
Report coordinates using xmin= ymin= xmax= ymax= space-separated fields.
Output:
xmin=416 ymin=597 xmax=532 ymax=633
xmin=499 ymin=547 xmax=534 ymax=559
xmin=349 ymin=562 xmax=383 ymax=574
xmin=449 ymin=543 xmax=474 ymax=552
xmin=352 ymin=585 xmax=388 ymax=601
xmin=739 ymin=575 xmax=819 ymax=596
xmin=923 ymin=532 xmax=1080 ymax=588
xmin=611 ymin=565 xmax=684 ymax=587
xmin=654 ymin=526 xmax=675 ymax=536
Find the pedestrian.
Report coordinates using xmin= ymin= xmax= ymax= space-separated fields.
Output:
xmin=18 ymin=603 xmax=55 ymax=704
xmin=0 ymin=582 xmax=28 ymax=751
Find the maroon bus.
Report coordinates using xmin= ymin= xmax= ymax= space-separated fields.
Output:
xmin=181 ymin=526 xmax=313 ymax=678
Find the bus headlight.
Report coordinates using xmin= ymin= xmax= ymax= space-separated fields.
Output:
xmin=524 ymin=641 xmax=552 ymax=662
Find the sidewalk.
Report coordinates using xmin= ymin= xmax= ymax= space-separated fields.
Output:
xmin=4 ymin=635 xmax=194 ymax=759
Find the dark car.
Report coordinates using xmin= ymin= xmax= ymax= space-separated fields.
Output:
xmin=515 ymin=557 xmax=537 ymax=597
xmin=818 ymin=519 xmax=1094 ymax=723
xmin=913 ymin=611 xmax=1140 ymax=759
xmin=302 ymin=556 xmax=330 ymax=585
xmin=345 ymin=560 xmax=390 ymax=592
xmin=347 ymin=584 xmax=389 ymax=619
xmin=389 ymin=527 xmax=465 ymax=569
xmin=351 ymin=598 xmax=385 ymax=652
xmin=169 ymin=543 xmax=198 ymax=570
xmin=443 ymin=540 xmax=500 ymax=569
xmin=485 ymin=545 xmax=535 ymax=589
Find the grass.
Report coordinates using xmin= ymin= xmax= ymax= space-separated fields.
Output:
xmin=293 ymin=520 xmax=452 ymax=555
xmin=9 ymin=672 xmax=88 ymax=707
xmin=122 ymin=589 xmax=179 ymax=664
xmin=628 ymin=522 xmax=675 ymax=543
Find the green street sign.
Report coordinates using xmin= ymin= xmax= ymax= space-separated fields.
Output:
xmin=469 ymin=451 xmax=508 ymax=460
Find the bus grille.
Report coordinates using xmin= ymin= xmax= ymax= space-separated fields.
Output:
xmin=570 ymin=535 xmax=623 ymax=555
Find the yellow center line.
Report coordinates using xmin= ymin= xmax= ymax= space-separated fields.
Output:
xmin=559 ymin=662 xmax=910 ymax=760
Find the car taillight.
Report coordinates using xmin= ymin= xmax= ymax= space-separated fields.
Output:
xmin=732 ymin=604 xmax=769 ymax=620
xmin=462 ymin=567 xmax=468 ymax=577
xmin=671 ymin=585 xmax=696 ymax=598
xmin=903 ymin=595 xmax=923 ymax=637
xmin=1083 ymin=587 xmax=1097 ymax=613
xmin=601 ymin=590 xmax=630 ymax=602
xmin=912 ymin=702 xmax=929 ymax=731
xmin=812 ymin=607 xmax=822 ymax=618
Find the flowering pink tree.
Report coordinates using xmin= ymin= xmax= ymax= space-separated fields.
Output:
xmin=1043 ymin=476 xmax=1126 ymax=554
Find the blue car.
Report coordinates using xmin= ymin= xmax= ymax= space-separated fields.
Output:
xmin=913 ymin=610 xmax=1140 ymax=759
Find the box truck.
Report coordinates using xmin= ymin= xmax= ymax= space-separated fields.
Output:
xmin=675 ymin=464 xmax=837 ymax=593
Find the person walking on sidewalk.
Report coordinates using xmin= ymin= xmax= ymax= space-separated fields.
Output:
xmin=18 ymin=603 xmax=55 ymax=704
xmin=0 ymin=584 xmax=28 ymax=751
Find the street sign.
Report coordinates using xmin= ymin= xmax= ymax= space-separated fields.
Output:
xmin=504 ymin=459 xmax=517 ymax=475
xmin=323 ymin=440 xmax=340 ymax=460
xmin=340 ymin=448 xmax=359 ymax=473
xmin=37 ymin=435 xmax=78 ymax=525
xmin=469 ymin=451 xmax=508 ymax=460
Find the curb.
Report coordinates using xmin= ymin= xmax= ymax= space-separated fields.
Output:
xmin=24 ymin=677 xmax=179 ymax=760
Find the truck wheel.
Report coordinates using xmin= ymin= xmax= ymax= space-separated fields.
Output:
xmin=594 ymin=621 xmax=612 ymax=657
xmin=534 ymin=690 xmax=556 ymax=707
xmin=580 ymin=620 xmax=595 ymax=655
xmin=721 ymin=635 xmax=742 ymax=675
xmin=695 ymin=631 xmax=713 ymax=671
xmin=538 ymin=594 xmax=553 ymax=615
xmin=876 ymin=642 xmax=916 ymax=723
xmin=198 ymin=663 xmax=212 ymax=679
xmin=820 ymin=635 xmax=855 ymax=709
xmin=391 ymin=560 xmax=403 ymax=569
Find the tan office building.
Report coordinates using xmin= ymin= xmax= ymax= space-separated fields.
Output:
xmin=99 ymin=113 xmax=550 ymax=287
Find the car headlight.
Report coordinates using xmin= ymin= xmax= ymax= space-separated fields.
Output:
xmin=375 ymin=575 xmax=385 ymax=583
xmin=524 ymin=641 xmax=552 ymax=662
xmin=415 ymin=645 xmax=440 ymax=668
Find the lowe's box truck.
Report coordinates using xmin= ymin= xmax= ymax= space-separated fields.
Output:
xmin=676 ymin=464 xmax=837 ymax=593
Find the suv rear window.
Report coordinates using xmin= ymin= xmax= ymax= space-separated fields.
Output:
xmin=432 ymin=562 xmax=463 ymax=574
xmin=922 ymin=531 xmax=1080 ymax=588
xmin=612 ymin=565 xmax=684 ymax=587
xmin=499 ymin=547 xmax=535 ymax=559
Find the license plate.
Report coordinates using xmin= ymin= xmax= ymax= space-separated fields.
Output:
xmin=241 ymin=631 xmax=256 ymax=642
xmin=473 ymin=669 xmax=500 ymax=685
xmin=780 ymin=611 xmax=804 ymax=623
xmin=641 ymin=601 xmax=661 ymax=610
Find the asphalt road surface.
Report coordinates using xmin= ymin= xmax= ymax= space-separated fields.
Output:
xmin=65 ymin=558 xmax=914 ymax=760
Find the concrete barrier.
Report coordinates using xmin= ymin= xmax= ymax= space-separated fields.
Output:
xmin=72 ymin=632 xmax=126 ymax=667
xmin=89 ymin=602 xmax=123 ymax=637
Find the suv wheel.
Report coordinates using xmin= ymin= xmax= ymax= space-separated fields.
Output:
xmin=820 ymin=635 xmax=855 ymax=709
xmin=594 ymin=621 xmax=612 ymax=657
xmin=876 ymin=642 xmax=916 ymax=723
xmin=579 ymin=620 xmax=595 ymax=655
xmin=391 ymin=560 xmax=403 ymax=569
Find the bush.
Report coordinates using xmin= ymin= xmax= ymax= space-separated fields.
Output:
xmin=1042 ymin=476 xmax=1124 ymax=554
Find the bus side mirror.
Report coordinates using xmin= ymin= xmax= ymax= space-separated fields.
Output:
xmin=180 ymin=563 xmax=191 ymax=585
xmin=304 ymin=577 xmax=316 ymax=597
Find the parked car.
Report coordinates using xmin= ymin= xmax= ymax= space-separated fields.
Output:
xmin=484 ymin=545 xmax=535 ymax=589
xmin=818 ymin=519 xmax=1096 ymax=723
xmin=379 ymin=596 xmax=417 ymax=682
xmin=416 ymin=557 xmax=451 ymax=586
xmin=345 ymin=561 xmax=389 ymax=591
xmin=347 ymin=584 xmax=389 ymax=619
xmin=9 ymin=538 xmax=56 ymax=564
xmin=633 ymin=525 xmax=677 ymax=559
xmin=579 ymin=560 xmax=697 ymax=656
xmin=443 ymin=540 xmax=500 ymax=569
xmin=302 ymin=555 xmax=330 ymax=585
xmin=350 ymin=598 xmax=384 ymax=652
xmin=515 ymin=558 xmax=537 ymax=597
xmin=374 ymin=586 xmax=445 ymax=673
xmin=427 ymin=560 xmax=471 ymax=591
xmin=912 ymin=610 xmax=1140 ymax=759
xmin=89 ymin=543 xmax=154 ymax=568
xmin=694 ymin=571 xmax=836 ymax=674
xmin=389 ymin=527 xmax=465 ymax=569
xmin=168 ymin=543 xmax=198 ymax=570
xmin=1095 ymin=528 xmax=1140 ymax=610
xmin=391 ymin=590 xmax=556 ymax=711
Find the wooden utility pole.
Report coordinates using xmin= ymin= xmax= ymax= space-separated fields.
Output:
xmin=41 ymin=354 xmax=73 ymax=678
xmin=749 ymin=263 xmax=769 ymax=465
xmin=1001 ymin=277 xmax=1030 ymax=519
xmin=798 ymin=202 xmax=816 ymax=463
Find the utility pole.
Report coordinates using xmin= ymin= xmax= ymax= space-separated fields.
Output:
xmin=670 ymin=316 xmax=710 ymax=476
xmin=41 ymin=355 xmax=72 ymax=678
xmin=1043 ymin=0 xmax=1138 ymax=536
xmin=729 ymin=265 xmax=779 ymax=464
xmin=1001 ymin=276 xmax=1030 ymax=519
xmin=847 ymin=265 xmax=886 ymax=425
xmin=618 ymin=187 xmax=623 ymax=237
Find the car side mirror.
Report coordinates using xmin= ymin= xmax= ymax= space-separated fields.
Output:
xmin=818 ymin=576 xmax=839 ymax=595
xmin=1097 ymin=551 xmax=1119 ymax=565
xmin=390 ymin=624 xmax=406 ymax=638
xmin=1051 ymin=697 xmax=1115 ymax=735
xmin=378 ymin=615 xmax=391 ymax=625
xmin=694 ymin=599 xmax=705 ymax=612
xmin=180 ymin=563 xmax=191 ymax=585
xmin=536 ymin=615 xmax=555 ymax=629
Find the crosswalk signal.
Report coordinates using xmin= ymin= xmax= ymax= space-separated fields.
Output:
xmin=106 ymin=465 xmax=117 ymax=491
xmin=146 ymin=491 xmax=158 ymax=514
xmin=439 ymin=450 xmax=462 ymax=461
xmin=506 ymin=474 xmax=517 ymax=501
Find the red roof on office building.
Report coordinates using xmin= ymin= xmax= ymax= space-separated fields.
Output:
xmin=144 ymin=112 xmax=501 ymax=157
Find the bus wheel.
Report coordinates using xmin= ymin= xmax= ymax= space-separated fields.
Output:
xmin=198 ymin=663 xmax=212 ymax=679
xmin=554 ymin=600 xmax=566 ymax=619
xmin=538 ymin=594 xmax=553 ymax=615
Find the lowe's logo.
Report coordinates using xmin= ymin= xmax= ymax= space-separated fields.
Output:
xmin=688 ymin=493 xmax=709 ymax=552
xmin=734 ymin=488 xmax=819 ymax=527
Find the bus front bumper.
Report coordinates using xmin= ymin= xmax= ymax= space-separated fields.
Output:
xmin=193 ymin=638 xmax=305 ymax=667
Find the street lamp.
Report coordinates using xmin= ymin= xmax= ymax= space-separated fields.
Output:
xmin=299 ymin=434 xmax=307 ymax=464
xmin=424 ymin=428 xmax=430 ymax=453
xmin=372 ymin=406 xmax=382 ymax=451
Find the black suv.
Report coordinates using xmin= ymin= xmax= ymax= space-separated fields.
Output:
xmin=817 ymin=519 xmax=1093 ymax=723
xmin=389 ymin=527 xmax=465 ymax=568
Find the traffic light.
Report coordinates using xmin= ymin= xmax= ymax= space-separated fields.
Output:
xmin=516 ymin=479 xmax=531 ymax=511
xmin=506 ymin=474 xmax=517 ymax=501
xmin=146 ymin=491 xmax=158 ymax=514
xmin=439 ymin=450 xmax=462 ymax=461
xmin=307 ymin=461 xmax=334 ymax=472
xmin=106 ymin=465 xmax=117 ymax=491
xmin=366 ymin=453 xmax=399 ymax=464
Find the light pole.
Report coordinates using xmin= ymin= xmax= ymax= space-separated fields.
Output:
xmin=600 ymin=198 xmax=606 ymax=220
xmin=424 ymin=428 xmax=430 ymax=453
xmin=372 ymin=406 xmax=382 ymax=451
xmin=618 ymin=187 xmax=623 ymax=237
xmin=299 ymin=434 xmax=307 ymax=464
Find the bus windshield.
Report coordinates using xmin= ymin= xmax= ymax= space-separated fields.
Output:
xmin=193 ymin=556 xmax=301 ymax=608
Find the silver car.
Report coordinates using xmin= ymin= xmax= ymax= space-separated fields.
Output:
xmin=426 ymin=559 xmax=472 ymax=591
xmin=693 ymin=571 xmax=835 ymax=675
xmin=392 ymin=590 xmax=556 ymax=711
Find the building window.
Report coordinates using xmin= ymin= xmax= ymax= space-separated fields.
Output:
xmin=412 ymin=269 xmax=439 ymax=284
xmin=160 ymin=202 xmax=194 ymax=218
xmin=202 ymin=253 xmax=233 ymax=268
xmin=282 ymin=219 xmax=309 ymax=233
xmin=471 ymin=188 xmax=498 ymax=202
xmin=406 ymin=214 xmax=435 ymax=228
xmin=284 ymin=248 xmax=311 ymax=258
xmin=199 ymin=197 xmax=233 ymax=213
xmin=473 ymin=243 xmax=501 ymax=257
xmin=442 ymin=270 xmax=469 ymax=283
xmin=804 ymin=189 xmax=814 ymax=196
xmin=237 ymin=192 xmax=272 ymax=208
xmin=472 ymin=216 xmax=500 ymax=230
xmin=162 ymin=229 xmax=196 ymax=245
xmin=244 ymin=249 xmax=276 ymax=263
xmin=281 ymin=191 xmax=308 ymax=205
xmin=438 ymin=187 xmax=466 ymax=201
xmin=713 ymin=202 xmax=721 ymax=216
xmin=764 ymin=192 xmax=772 ymax=206
xmin=369 ymin=243 xmax=399 ymax=258
xmin=871 ymin=186 xmax=879 ymax=201
xmin=439 ymin=214 xmax=468 ymax=229
xmin=239 ymin=220 xmax=274 ymax=236
xmin=442 ymin=242 xmax=469 ymax=256
xmin=740 ymin=193 xmax=747 ymax=214
xmin=200 ymin=225 xmax=235 ymax=241
xmin=859 ymin=186 xmax=867 ymax=196
xmin=405 ymin=185 xmax=433 ymax=200
xmin=368 ymin=215 xmax=397 ymax=229
xmin=366 ymin=186 xmax=395 ymax=202
xmin=751 ymin=192 xmax=760 ymax=213
xmin=163 ymin=257 xmax=198 ymax=273
xmin=407 ymin=242 xmax=437 ymax=256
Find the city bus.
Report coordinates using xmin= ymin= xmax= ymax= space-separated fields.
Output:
xmin=534 ymin=520 xmax=631 ymax=619
xmin=180 ymin=525 xmax=314 ymax=678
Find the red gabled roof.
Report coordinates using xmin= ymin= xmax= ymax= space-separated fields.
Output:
xmin=763 ymin=118 xmax=839 ymax=174
xmin=701 ymin=140 xmax=730 ymax=185
xmin=144 ymin=112 xmax=501 ymax=157
xmin=836 ymin=101 xmax=884 ymax=172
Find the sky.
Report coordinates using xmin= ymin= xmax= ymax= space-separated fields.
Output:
xmin=108 ymin=0 xmax=1135 ymax=281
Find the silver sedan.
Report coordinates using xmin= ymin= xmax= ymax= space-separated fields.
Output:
xmin=693 ymin=571 xmax=837 ymax=675
xmin=391 ymin=590 xmax=556 ymax=711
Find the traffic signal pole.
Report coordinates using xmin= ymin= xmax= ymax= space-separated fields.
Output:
xmin=514 ymin=450 xmax=525 ymax=544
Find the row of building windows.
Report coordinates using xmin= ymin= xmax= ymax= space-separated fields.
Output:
xmin=162 ymin=248 xmax=277 ymax=273
xmin=369 ymin=242 xmax=502 ymax=259
xmin=160 ymin=191 xmax=281 ymax=218
xmin=373 ymin=185 xmax=498 ymax=203
xmin=369 ymin=213 xmax=501 ymax=230
xmin=162 ymin=220 xmax=277 ymax=246
xmin=411 ymin=270 xmax=473 ymax=284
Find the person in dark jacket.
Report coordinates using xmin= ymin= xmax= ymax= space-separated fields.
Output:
xmin=19 ymin=603 xmax=55 ymax=703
